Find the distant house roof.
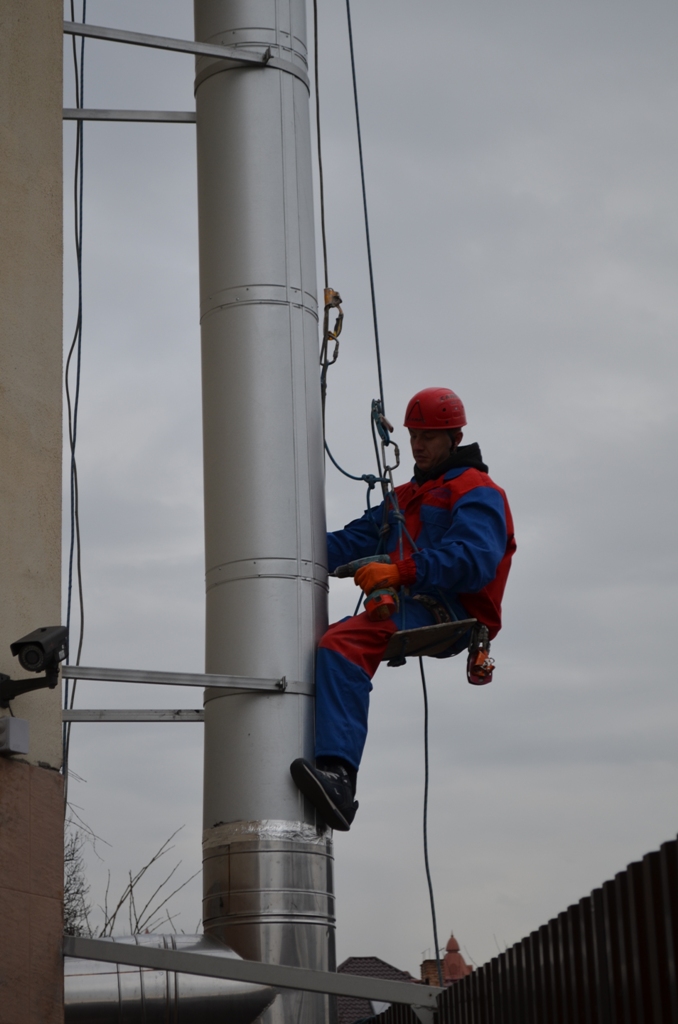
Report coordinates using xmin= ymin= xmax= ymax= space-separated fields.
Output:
xmin=337 ymin=956 xmax=418 ymax=1024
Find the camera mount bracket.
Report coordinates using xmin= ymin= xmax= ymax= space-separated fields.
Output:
xmin=0 ymin=668 xmax=59 ymax=708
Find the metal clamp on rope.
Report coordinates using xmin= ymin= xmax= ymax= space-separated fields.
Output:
xmin=320 ymin=288 xmax=344 ymax=436
xmin=362 ymin=473 xmax=379 ymax=489
xmin=323 ymin=288 xmax=346 ymax=356
xmin=320 ymin=288 xmax=343 ymax=370
xmin=371 ymin=398 xmax=393 ymax=446
xmin=371 ymin=398 xmax=400 ymax=478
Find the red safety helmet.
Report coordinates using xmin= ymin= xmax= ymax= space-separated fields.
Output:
xmin=403 ymin=387 xmax=467 ymax=430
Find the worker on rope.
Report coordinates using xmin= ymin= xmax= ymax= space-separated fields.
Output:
xmin=291 ymin=387 xmax=515 ymax=832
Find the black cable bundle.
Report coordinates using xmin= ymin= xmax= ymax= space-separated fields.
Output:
xmin=63 ymin=0 xmax=87 ymax=793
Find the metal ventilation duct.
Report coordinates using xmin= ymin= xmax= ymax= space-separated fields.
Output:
xmin=193 ymin=0 xmax=333 ymax=1019
xmin=64 ymin=934 xmax=277 ymax=1023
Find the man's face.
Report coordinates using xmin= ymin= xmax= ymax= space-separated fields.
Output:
xmin=408 ymin=428 xmax=458 ymax=472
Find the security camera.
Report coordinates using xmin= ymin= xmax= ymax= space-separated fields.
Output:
xmin=0 ymin=626 xmax=69 ymax=708
xmin=11 ymin=626 xmax=68 ymax=674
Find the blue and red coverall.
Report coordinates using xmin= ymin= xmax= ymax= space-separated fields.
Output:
xmin=316 ymin=453 xmax=515 ymax=771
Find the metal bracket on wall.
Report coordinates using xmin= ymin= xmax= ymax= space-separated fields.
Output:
xmin=63 ymin=109 xmax=196 ymax=122
xmin=62 ymin=709 xmax=204 ymax=723
xmin=63 ymin=936 xmax=439 ymax=1023
xmin=0 ymin=670 xmax=59 ymax=708
xmin=61 ymin=665 xmax=312 ymax=696
xmin=63 ymin=21 xmax=310 ymax=90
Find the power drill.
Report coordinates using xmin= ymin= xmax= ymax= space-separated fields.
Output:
xmin=331 ymin=555 xmax=399 ymax=622
xmin=466 ymin=623 xmax=495 ymax=684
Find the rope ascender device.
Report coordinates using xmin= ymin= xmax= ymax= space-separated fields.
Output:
xmin=320 ymin=287 xmax=343 ymax=434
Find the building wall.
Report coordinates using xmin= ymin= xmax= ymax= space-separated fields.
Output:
xmin=0 ymin=0 xmax=63 ymax=768
xmin=0 ymin=1 xmax=64 ymax=1022
xmin=0 ymin=760 xmax=64 ymax=1024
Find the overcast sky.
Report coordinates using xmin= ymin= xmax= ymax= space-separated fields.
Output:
xmin=63 ymin=0 xmax=678 ymax=973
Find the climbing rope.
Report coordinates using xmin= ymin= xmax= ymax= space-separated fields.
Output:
xmin=314 ymin=0 xmax=391 ymax=480
xmin=314 ymin=0 xmax=415 ymax=571
xmin=312 ymin=0 xmax=329 ymax=292
xmin=63 ymin=0 xmax=88 ymax=798
xmin=420 ymin=657 xmax=444 ymax=988
xmin=344 ymin=0 xmax=386 ymax=416
xmin=313 ymin=1 xmax=446 ymax=985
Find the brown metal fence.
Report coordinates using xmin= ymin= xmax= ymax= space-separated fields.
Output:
xmin=371 ymin=835 xmax=678 ymax=1024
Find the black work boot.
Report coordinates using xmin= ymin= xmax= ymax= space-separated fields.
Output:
xmin=290 ymin=758 xmax=358 ymax=832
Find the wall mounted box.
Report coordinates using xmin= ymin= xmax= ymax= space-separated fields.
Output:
xmin=0 ymin=716 xmax=30 ymax=755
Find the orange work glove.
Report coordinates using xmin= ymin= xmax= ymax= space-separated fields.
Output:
xmin=354 ymin=561 xmax=401 ymax=595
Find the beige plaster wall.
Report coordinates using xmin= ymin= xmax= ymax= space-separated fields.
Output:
xmin=0 ymin=0 xmax=63 ymax=769
xmin=0 ymin=759 xmax=64 ymax=1024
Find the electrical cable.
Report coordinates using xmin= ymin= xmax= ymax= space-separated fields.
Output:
xmin=344 ymin=0 xmax=386 ymax=416
xmin=419 ymin=657 xmax=444 ymax=988
xmin=63 ymin=0 xmax=87 ymax=797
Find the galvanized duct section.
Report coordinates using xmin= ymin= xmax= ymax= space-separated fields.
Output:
xmin=193 ymin=0 xmax=332 ymax=1019
xmin=370 ymin=834 xmax=678 ymax=1024
xmin=64 ymin=934 xmax=276 ymax=1023
xmin=201 ymin=819 xmax=334 ymax=959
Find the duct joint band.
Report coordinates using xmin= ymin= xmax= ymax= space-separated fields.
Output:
xmin=203 ymin=819 xmax=331 ymax=848
xmin=194 ymin=55 xmax=310 ymax=93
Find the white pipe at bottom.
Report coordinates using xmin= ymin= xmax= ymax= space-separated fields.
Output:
xmin=64 ymin=934 xmax=276 ymax=1023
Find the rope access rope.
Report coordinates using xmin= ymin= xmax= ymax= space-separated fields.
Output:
xmin=63 ymin=0 xmax=88 ymax=798
xmin=312 ymin=0 xmax=329 ymax=291
xmin=313 ymin=0 xmax=345 ymax=440
xmin=313 ymin=0 xmax=393 ymax=505
xmin=344 ymin=0 xmax=386 ymax=416
xmin=420 ymin=657 xmax=444 ymax=988
xmin=313 ymin=6 xmax=418 ymax=579
xmin=313 ymin=2 xmax=446 ymax=987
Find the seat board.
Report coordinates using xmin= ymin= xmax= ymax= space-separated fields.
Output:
xmin=382 ymin=618 xmax=476 ymax=662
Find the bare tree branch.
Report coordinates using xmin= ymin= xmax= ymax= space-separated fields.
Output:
xmin=135 ymin=868 xmax=201 ymax=934
xmin=64 ymin=820 xmax=93 ymax=937
xmin=65 ymin=819 xmax=197 ymax=938
xmin=134 ymin=862 xmax=182 ymax=931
